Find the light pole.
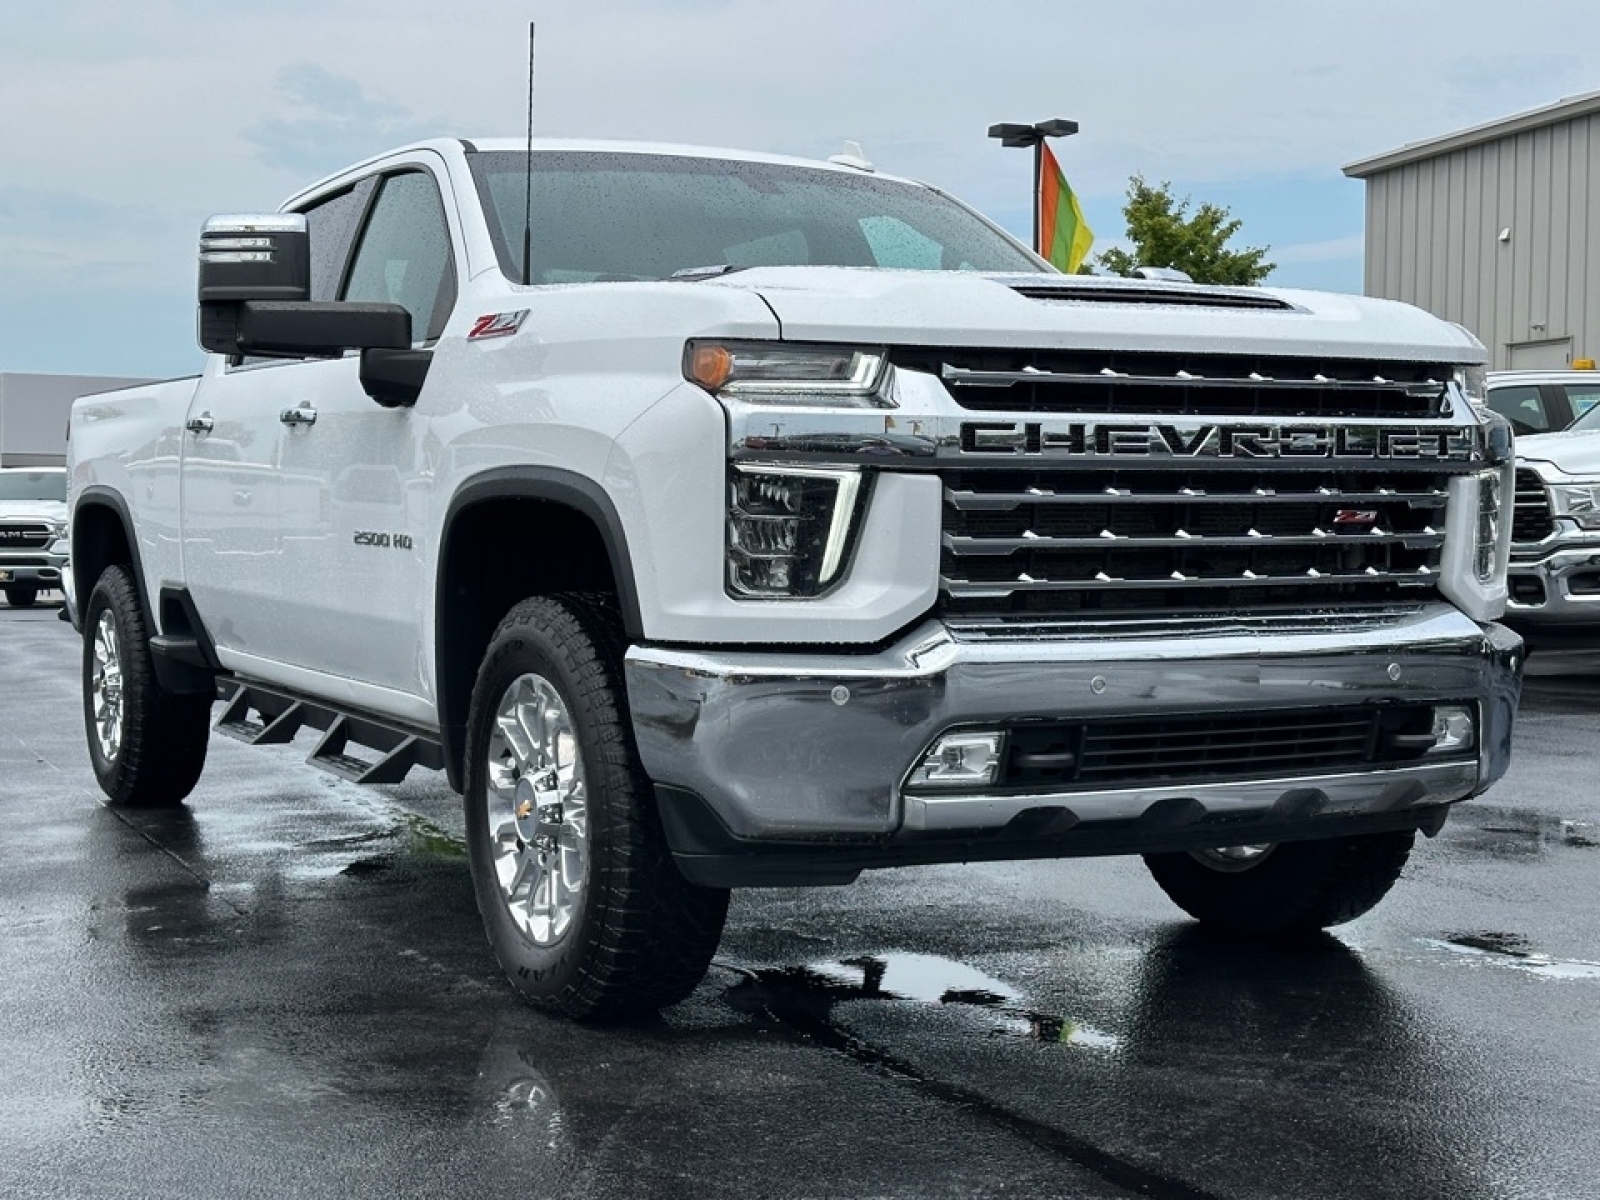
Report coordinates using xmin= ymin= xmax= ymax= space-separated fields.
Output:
xmin=987 ymin=118 xmax=1079 ymax=255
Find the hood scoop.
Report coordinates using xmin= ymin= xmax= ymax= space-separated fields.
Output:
xmin=996 ymin=275 xmax=1294 ymax=312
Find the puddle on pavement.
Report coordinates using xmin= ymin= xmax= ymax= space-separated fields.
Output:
xmin=1444 ymin=806 xmax=1599 ymax=858
xmin=1422 ymin=934 xmax=1600 ymax=980
xmin=726 ymin=952 xmax=1123 ymax=1050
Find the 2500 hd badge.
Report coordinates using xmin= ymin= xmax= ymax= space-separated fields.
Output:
xmin=353 ymin=530 xmax=414 ymax=550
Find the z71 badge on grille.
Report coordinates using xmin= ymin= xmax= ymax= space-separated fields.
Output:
xmin=958 ymin=421 xmax=1477 ymax=460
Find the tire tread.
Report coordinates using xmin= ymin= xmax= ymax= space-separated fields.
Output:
xmin=83 ymin=565 xmax=210 ymax=808
xmin=1143 ymin=830 xmax=1415 ymax=936
xmin=466 ymin=593 xmax=729 ymax=1019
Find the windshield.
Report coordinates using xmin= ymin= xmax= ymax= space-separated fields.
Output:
xmin=467 ymin=151 xmax=1041 ymax=284
xmin=1570 ymin=397 xmax=1600 ymax=433
xmin=0 ymin=471 xmax=66 ymax=503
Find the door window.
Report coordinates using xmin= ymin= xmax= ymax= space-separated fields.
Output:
xmin=1486 ymin=385 xmax=1550 ymax=434
xmin=343 ymin=171 xmax=457 ymax=343
xmin=302 ymin=178 xmax=377 ymax=301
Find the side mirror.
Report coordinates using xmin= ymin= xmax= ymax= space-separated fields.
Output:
xmin=234 ymin=302 xmax=412 ymax=357
xmin=196 ymin=212 xmax=412 ymax=361
xmin=198 ymin=213 xmax=310 ymax=305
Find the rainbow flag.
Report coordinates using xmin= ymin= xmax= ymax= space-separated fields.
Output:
xmin=1038 ymin=142 xmax=1094 ymax=273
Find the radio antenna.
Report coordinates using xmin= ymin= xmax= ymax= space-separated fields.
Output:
xmin=521 ymin=21 xmax=535 ymax=285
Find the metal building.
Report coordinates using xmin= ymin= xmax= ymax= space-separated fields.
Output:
xmin=0 ymin=373 xmax=153 ymax=467
xmin=1343 ymin=90 xmax=1600 ymax=370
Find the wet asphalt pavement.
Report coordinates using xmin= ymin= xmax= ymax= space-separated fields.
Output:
xmin=2 ymin=601 xmax=1597 ymax=1200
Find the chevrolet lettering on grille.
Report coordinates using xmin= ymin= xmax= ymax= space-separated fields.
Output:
xmin=958 ymin=421 xmax=1478 ymax=461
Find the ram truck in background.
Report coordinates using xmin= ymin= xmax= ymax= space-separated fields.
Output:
xmin=1506 ymin=402 xmax=1600 ymax=645
xmin=0 ymin=466 xmax=69 ymax=606
xmin=66 ymin=138 xmax=1524 ymax=1019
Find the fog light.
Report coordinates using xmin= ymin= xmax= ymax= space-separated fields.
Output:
xmin=909 ymin=732 xmax=1003 ymax=790
xmin=1428 ymin=705 xmax=1476 ymax=755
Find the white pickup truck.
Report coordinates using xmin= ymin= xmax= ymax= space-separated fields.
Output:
xmin=67 ymin=137 xmax=1524 ymax=1018
xmin=0 ymin=466 xmax=69 ymax=606
xmin=1506 ymin=407 xmax=1600 ymax=643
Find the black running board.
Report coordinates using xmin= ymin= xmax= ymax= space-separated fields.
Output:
xmin=214 ymin=678 xmax=445 ymax=785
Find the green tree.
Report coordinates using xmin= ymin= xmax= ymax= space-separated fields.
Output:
xmin=1095 ymin=176 xmax=1274 ymax=285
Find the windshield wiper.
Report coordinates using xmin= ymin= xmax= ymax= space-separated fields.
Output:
xmin=669 ymin=264 xmax=750 ymax=281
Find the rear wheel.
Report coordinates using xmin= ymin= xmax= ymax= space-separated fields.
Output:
xmin=1142 ymin=830 xmax=1416 ymax=935
xmin=463 ymin=593 xmax=730 ymax=1019
xmin=5 ymin=587 xmax=38 ymax=608
xmin=82 ymin=565 xmax=211 ymax=807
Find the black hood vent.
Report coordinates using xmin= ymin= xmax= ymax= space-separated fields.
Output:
xmin=993 ymin=275 xmax=1294 ymax=311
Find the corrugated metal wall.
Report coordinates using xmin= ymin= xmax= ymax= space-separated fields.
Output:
xmin=1363 ymin=112 xmax=1599 ymax=369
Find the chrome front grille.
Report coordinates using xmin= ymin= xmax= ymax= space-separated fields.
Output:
xmin=1511 ymin=469 xmax=1553 ymax=544
xmin=891 ymin=349 xmax=1451 ymax=420
xmin=939 ymin=466 xmax=1451 ymax=619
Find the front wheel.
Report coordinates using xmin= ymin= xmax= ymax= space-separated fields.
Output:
xmin=1143 ymin=830 xmax=1416 ymax=935
xmin=81 ymin=565 xmax=211 ymax=807
xmin=463 ymin=594 xmax=730 ymax=1020
xmin=5 ymin=587 xmax=38 ymax=608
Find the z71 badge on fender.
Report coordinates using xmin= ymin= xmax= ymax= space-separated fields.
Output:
xmin=959 ymin=421 xmax=1478 ymax=461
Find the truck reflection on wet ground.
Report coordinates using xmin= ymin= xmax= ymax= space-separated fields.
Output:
xmin=724 ymin=950 xmax=1226 ymax=1200
xmin=719 ymin=928 xmax=1511 ymax=1200
xmin=725 ymin=952 xmax=1123 ymax=1049
xmin=1424 ymin=933 xmax=1600 ymax=979
xmin=1443 ymin=803 xmax=1599 ymax=857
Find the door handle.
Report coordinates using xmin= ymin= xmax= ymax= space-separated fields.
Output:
xmin=279 ymin=405 xmax=318 ymax=427
xmin=185 ymin=412 xmax=214 ymax=435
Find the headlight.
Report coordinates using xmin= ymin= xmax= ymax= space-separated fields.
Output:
xmin=1439 ymin=463 xmax=1512 ymax=621
xmin=1551 ymin=482 xmax=1600 ymax=530
xmin=1474 ymin=467 xmax=1504 ymax=582
xmin=1452 ymin=364 xmax=1489 ymax=411
xmin=726 ymin=465 xmax=866 ymax=597
xmin=686 ymin=340 xmax=892 ymax=408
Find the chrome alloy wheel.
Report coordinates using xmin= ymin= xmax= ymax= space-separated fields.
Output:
xmin=91 ymin=611 xmax=125 ymax=762
xmin=484 ymin=673 xmax=590 ymax=946
xmin=1190 ymin=844 xmax=1275 ymax=873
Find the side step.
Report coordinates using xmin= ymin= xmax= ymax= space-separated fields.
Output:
xmin=215 ymin=679 xmax=445 ymax=786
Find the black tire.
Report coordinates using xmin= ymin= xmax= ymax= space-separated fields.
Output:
xmin=81 ymin=565 xmax=211 ymax=808
xmin=463 ymin=593 xmax=730 ymax=1020
xmin=5 ymin=587 xmax=38 ymax=608
xmin=1142 ymin=830 xmax=1416 ymax=936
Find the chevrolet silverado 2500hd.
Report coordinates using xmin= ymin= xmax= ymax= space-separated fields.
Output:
xmin=67 ymin=138 xmax=1524 ymax=1018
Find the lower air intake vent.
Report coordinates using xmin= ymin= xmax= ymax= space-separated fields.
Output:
xmin=1000 ymin=704 xmax=1450 ymax=792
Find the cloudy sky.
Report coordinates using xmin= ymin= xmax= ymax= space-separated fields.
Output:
xmin=2 ymin=0 xmax=1595 ymax=378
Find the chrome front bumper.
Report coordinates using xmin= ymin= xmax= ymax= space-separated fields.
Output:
xmin=1506 ymin=539 xmax=1600 ymax=627
xmin=0 ymin=546 xmax=67 ymax=591
xmin=624 ymin=605 xmax=1522 ymax=883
